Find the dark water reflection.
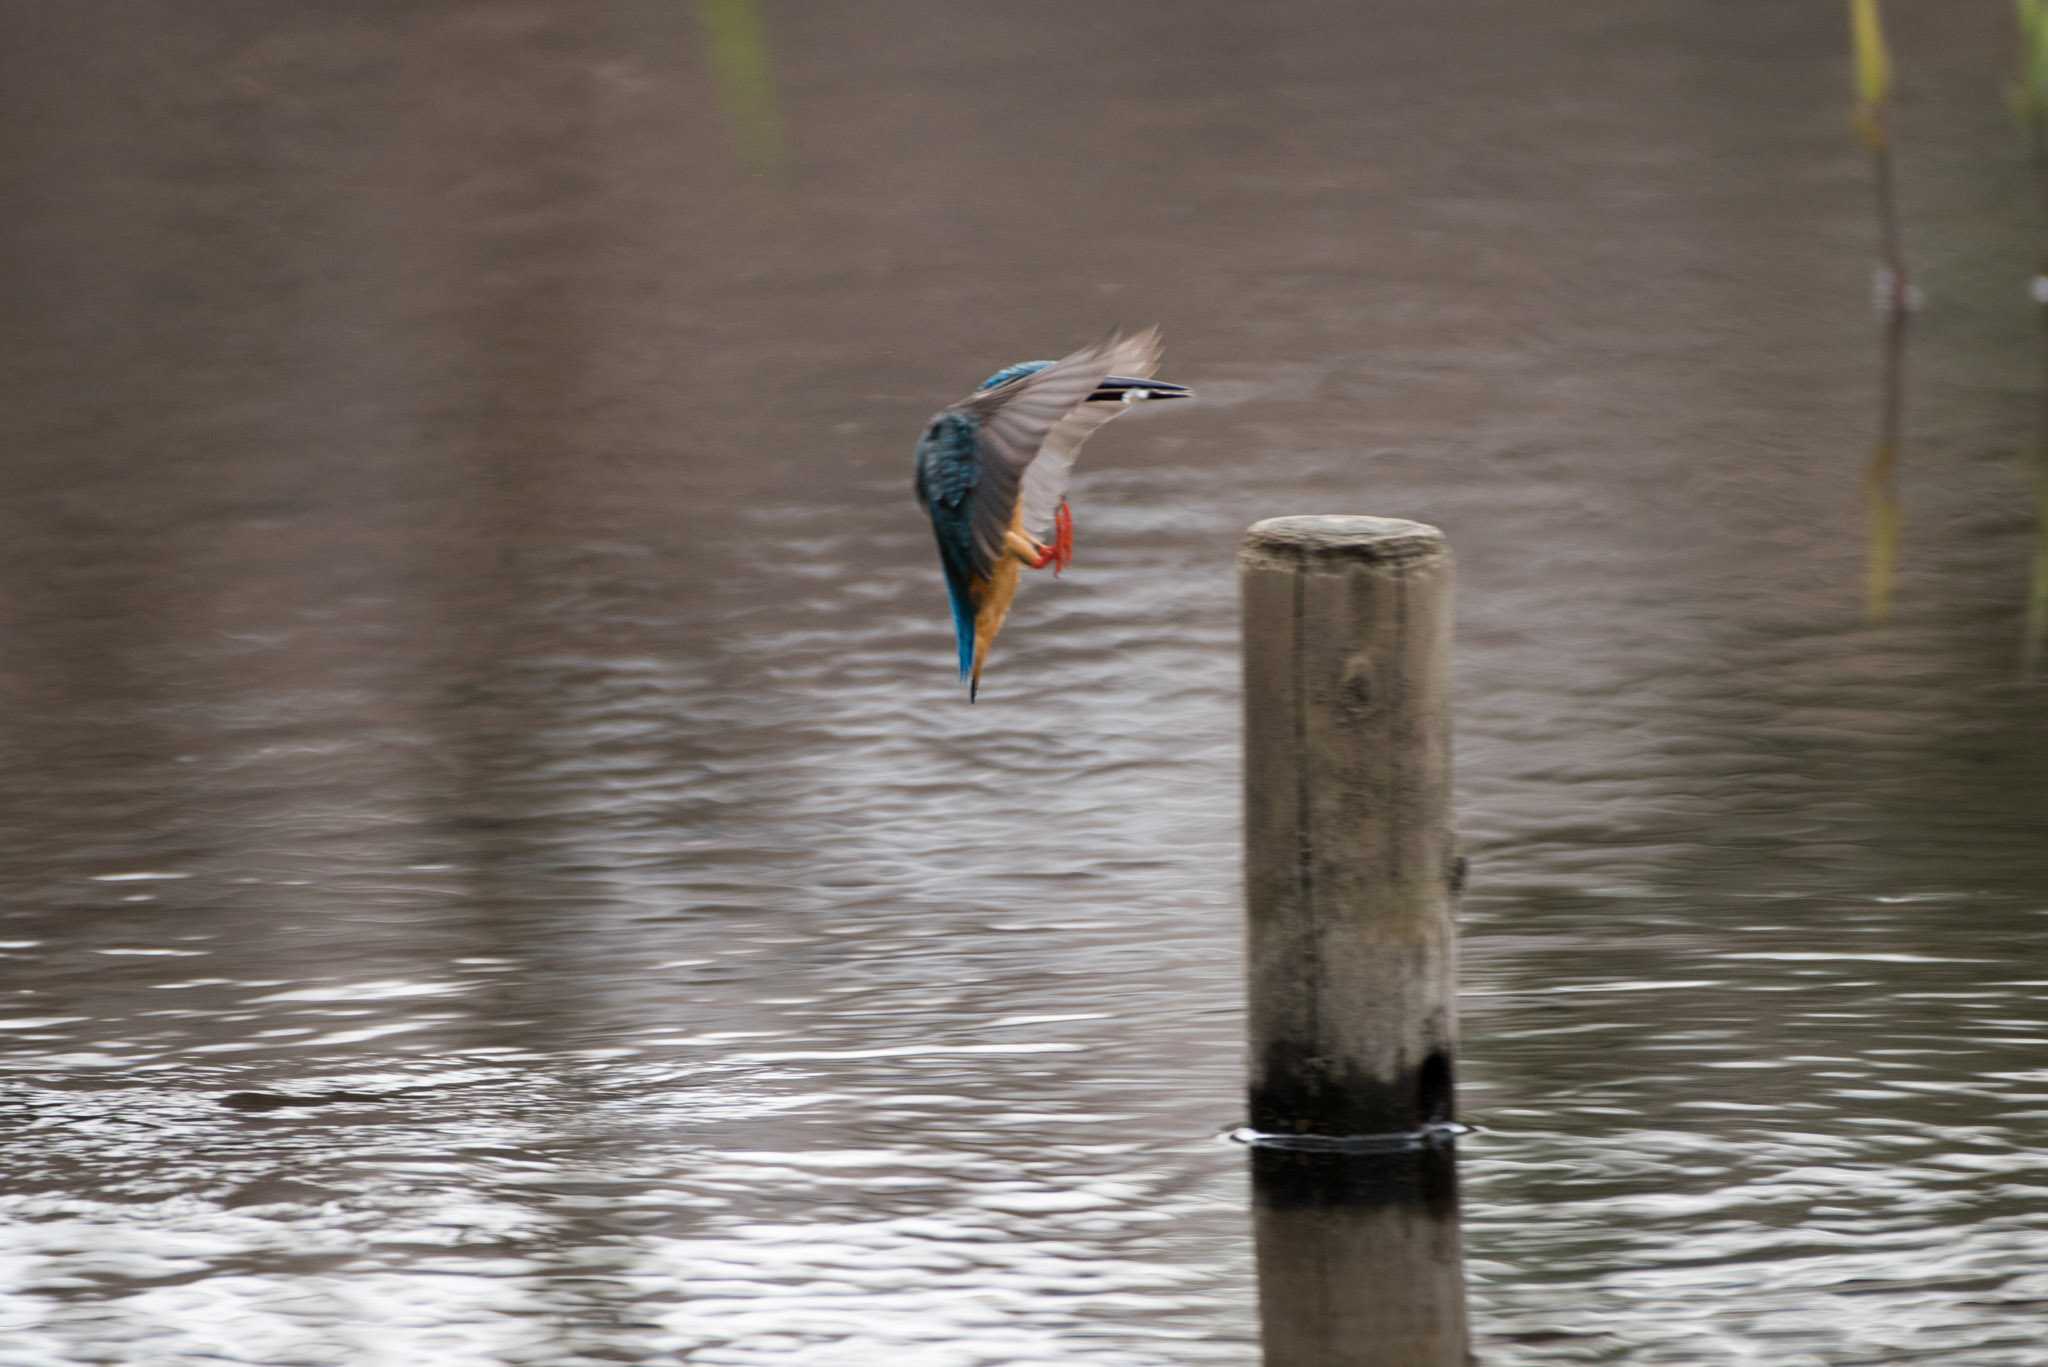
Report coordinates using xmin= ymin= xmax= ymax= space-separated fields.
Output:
xmin=1252 ymin=1146 xmax=1468 ymax=1366
xmin=3 ymin=2 xmax=2046 ymax=1363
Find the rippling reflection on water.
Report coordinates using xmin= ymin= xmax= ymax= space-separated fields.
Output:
xmin=4 ymin=2 xmax=2048 ymax=1363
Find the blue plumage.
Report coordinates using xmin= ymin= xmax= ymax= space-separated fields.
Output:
xmin=913 ymin=413 xmax=984 ymax=680
xmin=977 ymin=360 xmax=1054 ymax=392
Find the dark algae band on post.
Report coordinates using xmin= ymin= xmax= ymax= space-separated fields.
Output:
xmin=1248 ymin=1042 xmax=1458 ymax=1141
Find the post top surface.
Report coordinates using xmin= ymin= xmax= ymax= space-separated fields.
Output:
xmin=1240 ymin=515 xmax=1447 ymax=568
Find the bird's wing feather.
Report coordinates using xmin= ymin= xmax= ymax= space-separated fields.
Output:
xmin=955 ymin=328 xmax=1161 ymax=562
xmin=915 ymin=413 xmax=988 ymax=579
xmin=1013 ymin=330 xmax=1160 ymax=539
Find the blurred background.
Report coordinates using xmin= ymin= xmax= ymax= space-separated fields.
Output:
xmin=3 ymin=3 xmax=2046 ymax=1363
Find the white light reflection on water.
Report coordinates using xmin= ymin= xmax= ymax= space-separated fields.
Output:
xmin=2 ymin=1061 xmax=1248 ymax=1366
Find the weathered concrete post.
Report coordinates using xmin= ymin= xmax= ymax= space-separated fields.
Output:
xmin=1239 ymin=516 xmax=1456 ymax=1138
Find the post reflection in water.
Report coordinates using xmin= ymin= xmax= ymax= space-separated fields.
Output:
xmin=1250 ymin=1143 xmax=1469 ymax=1367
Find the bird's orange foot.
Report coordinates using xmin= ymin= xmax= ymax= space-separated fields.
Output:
xmin=1023 ymin=503 xmax=1076 ymax=575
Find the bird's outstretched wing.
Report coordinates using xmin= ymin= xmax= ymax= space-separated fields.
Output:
xmin=954 ymin=328 xmax=1161 ymax=571
xmin=1015 ymin=329 xmax=1161 ymax=540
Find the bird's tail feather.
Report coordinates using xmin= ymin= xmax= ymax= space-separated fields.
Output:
xmin=946 ymin=578 xmax=975 ymax=683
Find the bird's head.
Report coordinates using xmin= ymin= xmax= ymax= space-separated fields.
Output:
xmin=979 ymin=360 xmax=1193 ymax=406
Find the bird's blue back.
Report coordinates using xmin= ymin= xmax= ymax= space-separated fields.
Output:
xmin=913 ymin=411 xmax=984 ymax=679
xmin=977 ymin=359 xmax=1054 ymax=392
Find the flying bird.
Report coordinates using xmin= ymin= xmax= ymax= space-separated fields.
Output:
xmin=911 ymin=328 xmax=1191 ymax=701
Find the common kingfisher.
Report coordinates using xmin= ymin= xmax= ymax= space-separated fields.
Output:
xmin=912 ymin=328 xmax=1191 ymax=701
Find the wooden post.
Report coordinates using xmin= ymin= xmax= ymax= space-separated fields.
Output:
xmin=1239 ymin=516 xmax=1457 ymax=1138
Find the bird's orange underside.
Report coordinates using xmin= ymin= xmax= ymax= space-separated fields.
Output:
xmin=968 ymin=501 xmax=1031 ymax=695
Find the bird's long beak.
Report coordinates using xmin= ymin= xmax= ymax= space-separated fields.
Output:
xmin=1088 ymin=376 xmax=1192 ymax=404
